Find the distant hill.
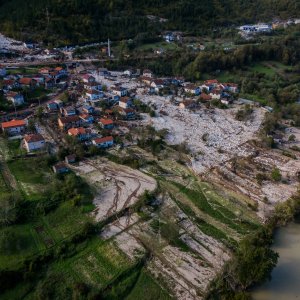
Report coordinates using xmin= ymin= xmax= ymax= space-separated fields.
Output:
xmin=0 ymin=0 xmax=299 ymax=45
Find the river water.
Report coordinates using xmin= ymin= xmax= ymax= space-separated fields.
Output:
xmin=252 ymin=219 xmax=300 ymax=300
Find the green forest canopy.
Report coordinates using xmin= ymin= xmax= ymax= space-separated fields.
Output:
xmin=0 ymin=0 xmax=299 ymax=45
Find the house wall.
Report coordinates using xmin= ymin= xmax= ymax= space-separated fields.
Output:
xmin=25 ymin=140 xmax=45 ymax=152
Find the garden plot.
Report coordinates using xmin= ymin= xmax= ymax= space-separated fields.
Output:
xmin=71 ymin=158 xmax=156 ymax=221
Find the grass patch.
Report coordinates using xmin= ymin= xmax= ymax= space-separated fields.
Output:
xmin=126 ymin=270 xmax=172 ymax=300
xmin=8 ymin=157 xmax=52 ymax=186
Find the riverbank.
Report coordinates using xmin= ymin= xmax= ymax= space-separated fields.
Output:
xmin=252 ymin=218 xmax=300 ymax=300
xmin=206 ymin=191 xmax=300 ymax=300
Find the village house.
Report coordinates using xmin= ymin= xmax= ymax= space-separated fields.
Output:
xmin=24 ymin=134 xmax=45 ymax=152
xmin=99 ymin=118 xmax=114 ymax=130
xmin=53 ymin=66 xmax=68 ymax=78
xmin=184 ymin=84 xmax=201 ymax=96
xmin=0 ymin=65 xmax=6 ymax=77
xmin=47 ymin=101 xmax=58 ymax=111
xmin=85 ymin=89 xmax=103 ymax=102
xmin=150 ymin=79 xmax=165 ymax=93
xmin=112 ymin=86 xmax=128 ymax=97
xmin=2 ymin=79 xmax=18 ymax=90
xmin=19 ymin=77 xmax=37 ymax=89
xmin=140 ymin=76 xmax=152 ymax=86
xmin=6 ymin=92 xmax=24 ymax=106
xmin=1 ymin=119 xmax=26 ymax=135
xmin=143 ymin=69 xmax=153 ymax=78
xmin=98 ymin=68 xmax=109 ymax=77
xmin=84 ymin=81 xmax=102 ymax=91
xmin=115 ymin=107 xmax=135 ymax=119
xmin=92 ymin=136 xmax=114 ymax=148
xmin=68 ymin=127 xmax=91 ymax=141
xmin=53 ymin=162 xmax=69 ymax=174
xmin=58 ymin=116 xmax=83 ymax=130
xmin=82 ymin=105 xmax=95 ymax=114
xmin=65 ymin=154 xmax=76 ymax=164
xmin=201 ymin=79 xmax=219 ymax=92
xmin=79 ymin=113 xmax=94 ymax=124
xmin=200 ymin=93 xmax=212 ymax=101
xmin=210 ymin=89 xmax=222 ymax=100
xmin=223 ymin=83 xmax=239 ymax=93
xmin=45 ymin=78 xmax=55 ymax=89
xmin=61 ymin=106 xmax=76 ymax=116
xmin=82 ymin=74 xmax=96 ymax=84
xmin=118 ymin=97 xmax=132 ymax=109
xmin=179 ymin=100 xmax=197 ymax=110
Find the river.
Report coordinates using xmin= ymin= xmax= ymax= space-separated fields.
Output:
xmin=252 ymin=218 xmax=300 ymax=300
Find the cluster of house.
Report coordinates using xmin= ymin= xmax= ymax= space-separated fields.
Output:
xmin=0 ymin=66 xmax=68 ymax=107
xmin=139 ymin=69 xmax=238 ymax=105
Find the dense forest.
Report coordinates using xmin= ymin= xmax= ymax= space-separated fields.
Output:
xmin=0 ymin=0 xmax=299 ymax=45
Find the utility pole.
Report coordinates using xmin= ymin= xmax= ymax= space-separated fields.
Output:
xmin=107 ymin=38 xmax=111 ymax=57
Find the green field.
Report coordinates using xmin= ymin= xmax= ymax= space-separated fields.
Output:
xmin=126 ymin=270 xmax=172 ymax=300
xmin=136 ymin=41 xmax=180 ymax=52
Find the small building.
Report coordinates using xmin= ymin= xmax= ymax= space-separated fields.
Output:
xmin=112 ymin=86 xmax=128 ymax=97
xmin=210 ymin=89 xmax=222 ymax=100
xmin=79 ymin=113 xmax=94 ymax=124
xmin=143 ymin=69 xmax=153 ymax=78
xmin=45 ymin=78 xmax=55 ymax=89
xmin=118 ymin=97 xmax=132 ymax=109
xmin=84 ymin=81 xmax=102 ymax=91
xmin=150 ymin=79 xmax=165 ymax=93
xmin=19 ymin=77 xmax=37 ymax=88
xmin=184 ymin=84 xmax=200 ymax=96
xmin=99 ymin=118 xmax=114 ymax=130
xmin=47 ymin=101 xmax=59 ymax=111
xmin=82 ymin=105 xmax=95 ymax=114
xmin=179 ymin=100 xmax=197 ymax=109
xmin=68 ymin=127 xmax=91 ymax=141
xmin=61 ymin=106 xmax=76 ymax=116
xmin=1 ymin=119 xmax=26 ymax=135
xmin=24 ymin=134 xmax=45 ymax=152
xmin=58 ymin=116 xmax=83 ymax=130
xmin=0 ymin=65 xmax=6 ymax=77
xmin=53 ymin=162 xmax=69 ymax=174
xmin=65 ymin=154 xmax=76 ymax=164
xmin=6 ymin=92 xmax=24 ymax=106
xmin=82 ymin=74 xmax=96 ymax=84
xmin=200 ymin=93 xmax=212 ymax=101
xmin=92 ymin=136 xmax=114 ymax=148
xmin=86 ymin=89 xmax=103 ymax=101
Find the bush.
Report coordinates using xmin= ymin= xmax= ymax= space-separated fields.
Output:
xmin=271 ymin=167 xmax=282 ymax=182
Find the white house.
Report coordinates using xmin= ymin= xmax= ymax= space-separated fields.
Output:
xmin=82 ymin=74 xmax=96 ymax=84
xmin=86 ymin=90 xmax=103 ymax=101
xmin=24 ymin=134 xmax=45 ymax=152
xmin=0 ymin=65 xmax=6 ymax=77
xmin=92 ymin=136 xmax=114 ymax=148
xmin=6 ymin=92 xmax=24 ymax=106
xmin=118 ymin=97 xmax=132 ymax=109
xmin=150 ymin=79 xmax=165 ymax=93
xmin=210 ymin=89 xmax=222 ymax=100
xmin=84 ymin=81 xmax=102 ymax=91
xmin=112 ymin=86 xmax=127 ymax=97
xmin=1 ymin=119 xmax=26 ymax=135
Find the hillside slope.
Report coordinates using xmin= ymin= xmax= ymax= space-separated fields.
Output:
xmin=0 ymin=0 xmax=299 ymax=45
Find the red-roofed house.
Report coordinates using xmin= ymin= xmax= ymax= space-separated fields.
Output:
xmin=92 ymin=136 xmax=114 ymax=148
xmin=1 ymin=119 xmax=26 ymax=135
xmin=99 ymin=118 xmax=114 ymax=129
xmin=24 ymin=134 xmax=45 ymax=152
xmin=200 ymin=93 xmax=212 ymax=101
xmin=68 ymin=127 xmax=91 ymax=141
xmin=19 ymin=77 xmax=37 ymax=88
xmin=82 ymin=74 xmax=96 ymax=84
xmin=58 ymin=116 xmax=83 ymax=130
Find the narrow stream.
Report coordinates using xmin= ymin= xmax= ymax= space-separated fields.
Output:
xmin=252 ymin=218 xmax=300 ymax=300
